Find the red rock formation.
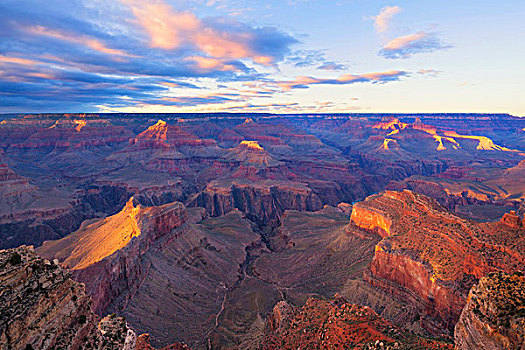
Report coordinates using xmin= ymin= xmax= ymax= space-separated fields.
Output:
xmin=0 ymin=116 xmax=131 ymax=153
xmin=108 ymin=119 xmax=223 ymax=175
xmin=350 ymin=200 xmax=392 ymax=237
xmin=38 ymin=199 xmax=188 ymax=314
xmin=454 ymin=272 xmax=525 ymax=350
xmin=262 ymin=296 xmax=453 ymax=350
xmin=224 ymin=140 xmax=283 ymax=168
xmin=0 ymin=162 xmax=37 ymax=208
xmin=135 ymin=334 xmax=189 ymax=350
xmin=188 ymin=179 xmax=323 ymax=228
xmin=348 ymin=190 xmax=525 ymax=335
xmin=131 ymin=120 xmax=218 ymax=152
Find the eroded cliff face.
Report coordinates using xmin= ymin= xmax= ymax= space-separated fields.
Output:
xmin=38 ymin=199 xmax=188 ymax=315
xmin=347 ymin=190 xmax=525 ymax=336
xmin=0 ymin=183 xmax=135 ymax=249
xmin=368 ymin=246 xmax=466 ymax=334
xmin=350 ymin=201 xmax=392 ymax=237
xmin=0 ymin=246 xmax=136 ymax=350
xmin=189 ymin=180 xmax=323 ymax=229
xmin=454 ymin=272 xmax=525 ymax=350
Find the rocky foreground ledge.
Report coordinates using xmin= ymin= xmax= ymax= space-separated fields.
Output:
xmin=0 ymin=246 xmax=188 ymax=350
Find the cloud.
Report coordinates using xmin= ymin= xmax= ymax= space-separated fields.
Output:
xmin=275 ymin=70 xmax=408 ymax=91
xmin=0 ymin=0 xmax=300 ymax=111
xmin=378 ymin=31 xmax=451 ymax=59
xmin=317 ymin=61 xmax=346 ymax=71
xmin=25 ymin=25 xmax=134 ymax=57
xmin=121 ymin=0 xmax=296 ymax=64
xmin=285 ymin=50 xmax=346 ymax=71
xmin=417 ymin=68 xmax=440 ymax=76
xmin=372 ymin=6 xmax=401 ymax=34
xmin=286 ymin=50 xmax=326 ymax=67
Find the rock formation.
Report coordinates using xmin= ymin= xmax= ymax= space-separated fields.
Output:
xmin=38 ymin=198 xmax=188 ymax=314
xmin=454 ymin=272 xmax=525 ymax=350
xmin=0 ymin=246 xmax=135 ymax=350
xmin=262 ymin=295 xmax=453 ymax=349
xmin=348 ymin=190 xmax=525 ymax=336
xmin=188 ymin=179 xmax=323 ymax=229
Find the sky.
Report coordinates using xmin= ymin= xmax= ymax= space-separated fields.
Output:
xmin=0 ymin=0 xmax=524 ymax=115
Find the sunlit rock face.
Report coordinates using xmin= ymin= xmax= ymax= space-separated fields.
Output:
xmin=347 ymin=190 xmax=525 ymax=336
xmin=224 ymin=140 xmax=282 ymax=168
xmin=107 ymin=119 xmax=223 ymax=175
xmin=350 ymin=198 xmax=392 ymax=237
xmin=455 ymin=272 xmax=525 ymax=350
xmin=38 ymin=199 xmax=188 ymax=314
xmin=130 ymin=119 xmax=217 ymax=150
xmin=370 ymin=117 xmax=519 ymax=153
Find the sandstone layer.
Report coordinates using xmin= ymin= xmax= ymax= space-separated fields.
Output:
xmin=38 ymin=199 xmax=188 ymax=314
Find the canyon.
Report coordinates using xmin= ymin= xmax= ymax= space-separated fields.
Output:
xmin=1 ymin=113 xmax=524 ymax=349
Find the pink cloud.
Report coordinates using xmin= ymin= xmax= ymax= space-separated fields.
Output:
xmin=383 ymin=32 xmax=427 ymax=50
xmin=373 ymin=6 xmax=401 ymax=33
xmin=121 ymin=0 xmax=277 ymax=65
xmin=0 ymin=55 xmax=38 ymax=66
xmin=184 ymin=56 xmax=238 ymax=72
xmin=274 ymin=70 xmax=407 ymax=91
xmin=379 ymin=31 xmax=451 ymax=59
xmin=25 ymin=25 xmax=133 ymax=57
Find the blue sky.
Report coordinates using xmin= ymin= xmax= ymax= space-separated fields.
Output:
xmin=0 ymin=0 xmax=523 ymax=115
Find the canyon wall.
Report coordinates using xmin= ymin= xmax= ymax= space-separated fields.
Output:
xmin=348 ymin=190 xmax=525 ymax=336
xmin=189 ymin=180 xmax=323 ymax=228
xmin=455 ymin=272 xmax=525 ymax=350
xmin=38 ymin=200 xmax=188 ymax=315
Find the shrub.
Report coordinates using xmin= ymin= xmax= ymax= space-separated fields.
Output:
xmin=8 ymin=252 xmax=22 ymax=265
xmin=78 ymin=315 xmax=87 ymax=324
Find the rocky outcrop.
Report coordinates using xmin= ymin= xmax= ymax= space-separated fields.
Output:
xmin=348 ymin=190 xmax=525 ymax=336
xmin=0 ymin=246 xmax=136 ymax=350
xmin=455 ymin=272 xmax=525 ymax=350
xmin=262 ymin=295 xmax=453 ymax=350
xmin=38 ymin=200 xmax=188 ymax=314
xmin=350 ymin=200 xmax=392 ymax=237
xmin=106 ymin=120 xmax=222 ymax=175
xmin=0 ymin=163 xmax=36 ymax=205
xmin=223 ymin=140 xmax=283 ymax=169
xmin=386 ymin=177 xmax=520 ymax=221
xmin=135 ymin=334 xmax=189 ymax=350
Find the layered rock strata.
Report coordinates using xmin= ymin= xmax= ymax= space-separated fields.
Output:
xmin=348 ymin=190 xmax=525 ymax=336
xmin=38 ymin=198 xmax=188 ymax=314
xmin=454 ymin=272 xmax=525 ymax=350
